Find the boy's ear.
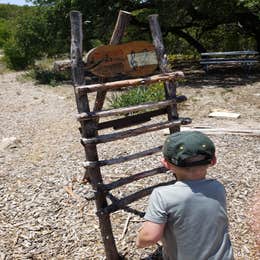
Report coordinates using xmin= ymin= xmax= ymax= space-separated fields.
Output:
xmin=161 ymin=158 xmax=171 ymax=169
xmin=210 ymin=155 xmax=217 ymax=166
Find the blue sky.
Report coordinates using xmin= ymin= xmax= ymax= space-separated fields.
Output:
xmin=0 ymin=0 xmax=32 ymax=5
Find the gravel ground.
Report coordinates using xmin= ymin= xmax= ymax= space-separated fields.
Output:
xmin=0 ymin=71 xmax=259 ymax=259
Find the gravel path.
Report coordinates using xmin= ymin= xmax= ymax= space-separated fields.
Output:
xmin=0 ymin=72 xmax=259 ymax=259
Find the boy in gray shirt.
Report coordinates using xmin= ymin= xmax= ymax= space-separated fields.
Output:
xmin=136 ymin=131 xmax=234 ymax=260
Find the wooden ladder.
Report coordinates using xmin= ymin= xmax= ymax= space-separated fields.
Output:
xmin=70 ymin=10 xmax=191 ymax=259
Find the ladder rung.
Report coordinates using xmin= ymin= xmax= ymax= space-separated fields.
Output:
xmin=77 ymin=99 xmax=180 ymax=121
xmin=81 ymin=118 xmax=192 ymax=144
xmin=99 ymin=180 xmax=176 ymax=215
xmin=102 ymin=167 xmax=167 ymax=191
xmin=83 ymin=146 xmax=163 ymax=168
xmin=75 ymin=71 xmax=184 ymax=94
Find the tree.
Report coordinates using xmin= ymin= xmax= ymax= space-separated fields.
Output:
xmin=0 ymin=19 xmax=10 ymax=47
xmin=3 ymin=7 xmax=50 ymax=69
xmin=30 ymin=0 xmax=260 ymax=52
xmin=237 ymin=0 xmax=260 ymax=50
xmin=0 ymin=4 xmax=32 ymax=48
xmin=4 ymin=0 xmax=260 ymax=69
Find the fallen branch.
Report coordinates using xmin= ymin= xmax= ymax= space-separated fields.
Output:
xmin=53 ymin=59 xmax=71 ymax=71
xmin=64 ymin=185 xmax=82 ymax=202
xmin=120 ymin=213 xmax=132 ymax=240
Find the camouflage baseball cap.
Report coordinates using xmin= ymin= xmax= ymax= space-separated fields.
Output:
xmin=163 ymin=131 xmax=215 ymax=167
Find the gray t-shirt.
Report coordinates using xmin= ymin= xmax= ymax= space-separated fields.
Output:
xmin=144 ymin=179 xmax=234 ymax=260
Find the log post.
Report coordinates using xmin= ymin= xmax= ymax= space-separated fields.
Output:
xmin=93 ymin=10 xmax=132 ymax=113
xmin=109 ymin=10 xmax=132 ymax=45
xmin=148 ymin=14 xmax=180 ymax=133
xmin=70 ymin=11 xmax=120 ymax=260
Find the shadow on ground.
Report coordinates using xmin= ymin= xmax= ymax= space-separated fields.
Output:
xmin=178 ymin=64 xmax=260 ymax=89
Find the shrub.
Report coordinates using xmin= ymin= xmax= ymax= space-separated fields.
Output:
xmin=109 ymin=83 xmax=165 ymax=109
xmin=3 ymin=39 xmax=31 ymax=70
xmin=27 ymin=66 xmax=71 ymax=86
xmin=3 ymin=9 xmax=49 ymax=70
xmin=0 ymin=19 xmax=10 ymax=47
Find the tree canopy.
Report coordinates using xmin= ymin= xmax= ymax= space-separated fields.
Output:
xmin=1 ymin=0 xmax=259 ymax=69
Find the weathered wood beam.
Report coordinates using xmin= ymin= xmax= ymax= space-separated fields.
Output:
xmin=93 ymin=10 xmax=132 ymax=114
xmin=107 ymin=193 xmax=145 ymax=218
xmin=102 ymin=167 xmax=167 ymax=191
xmin=70 ymin=11 xmax=119 ymax=260
xmin=76 ymin=71 xmax=184 ymax=94
xmin=71 ymin=11 xmax=88 ymax=111
xmin=109 ymin=10 xmax=132 ymax=45
xmin=53 ymin=59 xmax=71 ymax=71
xmin=149 ymin=14 xmax=180 ymax=134
xmin=182 ymin=126 xmax=260 ymax=136
xmin=77 ymin=99 xmax=180 ymax=121
xmin=99 ymin=180 xmax=176 ymax=215
xmin=81 ymin=118 xmax=191 ymax=144
xmin=83 ymin=146 xmax=163 ymax=168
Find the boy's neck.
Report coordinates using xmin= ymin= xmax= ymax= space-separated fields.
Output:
xmin=174 ymin=167 xmax=208 ymax=181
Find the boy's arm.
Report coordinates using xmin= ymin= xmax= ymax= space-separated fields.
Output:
xmin=136 ymin=221 xmax=165 ymax=248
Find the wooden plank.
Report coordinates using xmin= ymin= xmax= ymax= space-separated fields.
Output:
xmin=81 ymin=118 xmax=191 ymax=144
xmin=200 ymin=58 xmax=258 ymax=62
xmin=76 ymin=71 xmax=184 ymax=94
xmin=200 ymin=59 xmax=258 ymax=65
xmin=208 ymin=111 xmax=241 ymax=118
xmin=77 ymin=99 xmax=179 ymax=121
xmin=181 ymin=126 xmax=260 ymax=136
xmin=201 ymin=51 xmax=259 ymax=56
xmin=83 ymin=146 xmax=163 ymax=168
xmin=85 ymin=41 xmax=158 ymax=77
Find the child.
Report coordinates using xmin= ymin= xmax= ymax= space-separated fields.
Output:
xmin=136 ymin=131 xmax=234 ymax=260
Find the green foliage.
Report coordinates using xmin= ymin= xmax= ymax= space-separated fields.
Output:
xmin=165 ymin=33 xmax=198 ymax=55
xmin=0 ymin=4 xmax=29 ymax=20
xmin=0 ymin=4 xmax=33 ymax=43
xmin=238 ymin=0 xmax=260 ymax=18
xmin=3 ymin=38 xmax=29 ymax=70
xmin=109 ymin=83 xmax=165 ymax=109
xmin=28 ymin=65 xmax=71 ymax=86
xmin=0 ymin=2 xmax=71 ymax=70
xmin=23 ymin=56 xmax=71 ymax=86
xmin=3 ymin=8 xmax=50 ymax=69
xmin=1 ymin=0 xmax=260 ymax=70
xmin=200 ymin=23 xmax=256 ymax=51
xmin=0 ymin=19 xmax=10 ymax=47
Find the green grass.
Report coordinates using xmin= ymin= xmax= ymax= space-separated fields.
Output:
xmin=108 ymin=83 xmax=165 ymax=109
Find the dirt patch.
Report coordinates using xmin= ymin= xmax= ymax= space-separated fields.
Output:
xmin=0 ymin=68 xmax=259 ymax=259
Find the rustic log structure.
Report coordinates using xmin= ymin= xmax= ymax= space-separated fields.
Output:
xmin=70 ymin=10 xmax=192 ymax=259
